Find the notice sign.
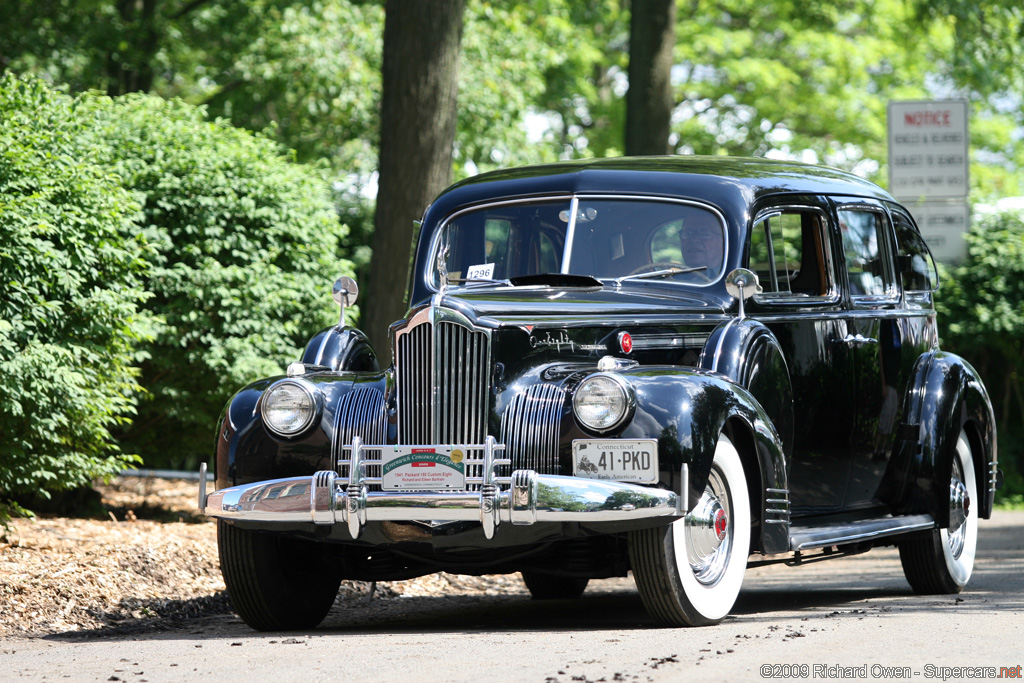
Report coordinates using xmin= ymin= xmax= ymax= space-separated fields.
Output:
xmin=382 ymin=446 xmax=465 ymax=491
xmin=888 ymin=101 xmax=969 ymax=200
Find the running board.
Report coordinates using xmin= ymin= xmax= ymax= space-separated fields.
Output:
xmin=788 ymin=514 xmax=935 ymax=552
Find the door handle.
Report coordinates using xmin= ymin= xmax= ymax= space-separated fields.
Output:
xmin=834 ymin=334 xmax=878 ymax=346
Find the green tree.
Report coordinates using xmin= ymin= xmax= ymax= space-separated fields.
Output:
xmin=77 ymin=94 xmax=353 ymax=468
xmin=936 ymin=206 xmax=1024 ymax=499
xmin=0 ymin=74 xmax=150 ymax=524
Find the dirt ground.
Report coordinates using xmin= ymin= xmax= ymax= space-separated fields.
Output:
xmin=0 ymin=477 xmax=522 ymax=639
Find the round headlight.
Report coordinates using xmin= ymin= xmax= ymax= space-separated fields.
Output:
xmin=573 ymin=373 xmax=633 ymax=432
xmin=262 ymin=380 xmax=321 ymax=437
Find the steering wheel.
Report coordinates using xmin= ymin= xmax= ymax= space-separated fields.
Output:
xmin=626 ymin=261 xmax=711 ymax=282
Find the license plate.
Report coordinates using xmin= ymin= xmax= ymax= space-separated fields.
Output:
xmin=382 ymin=446 xmax=466 ymax=491
xmin=572 ymin=439 xmax=658 ymax=483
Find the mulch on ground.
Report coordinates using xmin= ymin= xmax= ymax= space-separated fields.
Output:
xmin=0 ymin=477 xmax=523 ymax=638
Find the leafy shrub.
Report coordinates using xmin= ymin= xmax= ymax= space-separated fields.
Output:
xmin=936 ymin=206 xmax=1024 ymax=503
xmin=0 ymin=73 xmax=149 ymax=524
xmin=77 ymin=95 xmax=353 ymax=469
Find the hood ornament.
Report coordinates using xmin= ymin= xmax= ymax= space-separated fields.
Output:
xmin=436 ymin=242 xmax=451 ymax=294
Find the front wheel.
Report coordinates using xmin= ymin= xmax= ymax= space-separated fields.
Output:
xmin=628 ymin=433 xmax=751 ymax=626
xmin=218 ymin=521 xmax=343 ymax=631
xmin=899 ymin=429 xmax=978 ymax=594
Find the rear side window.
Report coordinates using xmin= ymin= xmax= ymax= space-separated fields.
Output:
xmin=749 ymin=210 xmax=831 ymax=297
xmin=891 ymin=211 xmax=939 ymax=292
xmin=838 ymin=209 xmax=892 ymax=298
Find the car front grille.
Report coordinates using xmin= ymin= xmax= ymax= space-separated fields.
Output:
xmin=332 ymin=386 xmax=387 ymax=484
xmin=501 ymin=383 xmax=566 ymax=475
xmin=395 ymin=308 xmax=490 ymax=447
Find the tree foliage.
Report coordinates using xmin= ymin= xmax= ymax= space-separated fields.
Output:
xmin=936 ymin=207 xmax=1024 ymax=497
xmin=76 ymin=94 xmax=353 ymax=467
xmin=0 ymin=74 xmax=149 ymax=523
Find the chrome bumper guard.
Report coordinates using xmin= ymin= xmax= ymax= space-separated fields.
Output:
xmin=201 ymin=436 xmax=684 ymax=540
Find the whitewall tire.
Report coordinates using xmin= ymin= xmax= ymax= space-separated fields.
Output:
xmin=629 ymin=433 xmax=751 ymax=626
xmin=899 ymin=429 xmax=978 ymax=594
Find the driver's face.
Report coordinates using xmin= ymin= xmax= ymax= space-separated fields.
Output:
xmin=682 ymin=223 xmax=723 ymax=269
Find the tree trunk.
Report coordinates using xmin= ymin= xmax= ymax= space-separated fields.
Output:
xmin=625 ymin=0 xmax=677 ymax=156
xmin=107 ymin=0 xmax=160 ymax=95
xmin=363 ymin=0 xmax=466 ymax=361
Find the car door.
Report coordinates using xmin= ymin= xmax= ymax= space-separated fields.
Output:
xmin=832 ymin=199 xmax=902 ymax=511
xmin=746 ymin=197 xmax=853 ymax=514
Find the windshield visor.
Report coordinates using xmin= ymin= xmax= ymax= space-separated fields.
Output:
xmin=430 ymin=197 xmax=727 ymax=288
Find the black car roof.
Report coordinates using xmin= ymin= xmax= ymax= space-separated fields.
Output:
xmin=426 ymin=156 xmax=893 ymax=218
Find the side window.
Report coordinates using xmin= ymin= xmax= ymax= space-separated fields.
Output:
xmin=749 ymin=210 xmax=830 ymax=297
xmin=891 ymin=211 xmax=939 ymax=292
xmin=838 ymin=209 xmax=892 ymax=298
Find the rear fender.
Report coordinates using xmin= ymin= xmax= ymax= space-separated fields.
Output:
xmin=892 ymin=352 xmax=997 ymax=523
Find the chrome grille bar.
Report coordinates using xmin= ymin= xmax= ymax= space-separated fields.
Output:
xmin=395 ymin=308 xmax=490 ymax=448
xmin=332 ymin=387 xmax=387 ymax=483
xmin=500 ymin=384 xmax=566 ymax=475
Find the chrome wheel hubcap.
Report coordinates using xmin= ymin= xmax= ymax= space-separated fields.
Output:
xmin=685 ymin=467 xmax=732 ymax=586
xmin=948 ymin=457 xmax=970 ymax=559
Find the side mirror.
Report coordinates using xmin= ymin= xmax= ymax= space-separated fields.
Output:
xmin=333 ymin=276 xmax=359 ymax=326
xmin=725 ymin=268 xmax=762 ymax=318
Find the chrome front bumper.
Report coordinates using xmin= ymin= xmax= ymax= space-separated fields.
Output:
xmin=201 ymin=437 xmax=684 ymax=540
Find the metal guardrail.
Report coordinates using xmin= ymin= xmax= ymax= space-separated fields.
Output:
xmin=119 ymin=468 xmax=213 ymax=481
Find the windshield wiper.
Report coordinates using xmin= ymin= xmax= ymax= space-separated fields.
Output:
xmin=613 ymin=265 xmax=707 ymax=286
xmin=447 ymin=277 xmax=513 ymax=287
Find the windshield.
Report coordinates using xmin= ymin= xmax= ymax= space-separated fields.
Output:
xmin=430 ymin=197 xmax=727 ymax=288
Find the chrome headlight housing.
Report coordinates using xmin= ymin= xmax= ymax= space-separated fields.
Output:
xmin=572 ymin=373 xmax=635 ymax=432
xmin=261 ymin=379 xmax=322 ymax=437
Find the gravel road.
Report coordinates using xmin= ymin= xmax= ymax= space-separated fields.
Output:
xmin=4 ymin=511 xmax=1022 ymax=683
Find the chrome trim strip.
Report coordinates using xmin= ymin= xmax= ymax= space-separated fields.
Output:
xmin=788 ymin=514 xmax=934 ymax=551
xmin=630 ymin=332 xmax=710 ymax=351
xmin=562 ymin=196 xmax=580 ymax=273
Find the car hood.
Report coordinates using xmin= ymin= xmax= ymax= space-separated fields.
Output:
xmin=423 ymin=282 xmax=732 ymax=326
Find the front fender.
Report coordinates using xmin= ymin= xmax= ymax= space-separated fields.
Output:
xmin=698 ymin=318 xmax=794 ymax=461
xmin=213 ymin=370 xmax=392 ymax=490
xmin=618 ymin=368 xmax=790 ymax=554
xmin=301 ymin=325 xmax=379 ymax=372
xmin=895 ymin=351 xmax=997 ymax=523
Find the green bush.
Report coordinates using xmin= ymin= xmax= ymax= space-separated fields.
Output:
xmin=77 ymin=95 xmax=354 ymax=469
xmin=936 ymin=206 xmax=1024 ymax=504
xmin=0 ymin=73 xmax=149 ymax=524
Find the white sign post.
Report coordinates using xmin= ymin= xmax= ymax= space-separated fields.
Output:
xmin=888 ymin=100 xmax=970 ymax=261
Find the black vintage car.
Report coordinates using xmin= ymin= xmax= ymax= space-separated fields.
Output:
xmin=202 ymin=156 xmax=998 ymax=631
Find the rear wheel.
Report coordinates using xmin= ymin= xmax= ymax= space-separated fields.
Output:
xmin=218 ymin=521 xmax=342 ymax=631
xmin=899 ymin=430 xmax=977 ymax=594
xmin=520 ymin=572 xmax=589 ymax=600
xmin=629 ymin=434 xmax=750 ymax=626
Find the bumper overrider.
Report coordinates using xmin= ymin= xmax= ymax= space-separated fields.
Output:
xmin=201 ymin=436 xmax=685 ymax=540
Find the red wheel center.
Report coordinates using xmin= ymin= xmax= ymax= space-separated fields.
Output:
xmin=713 ymin=508 xmax=728 ymax=540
